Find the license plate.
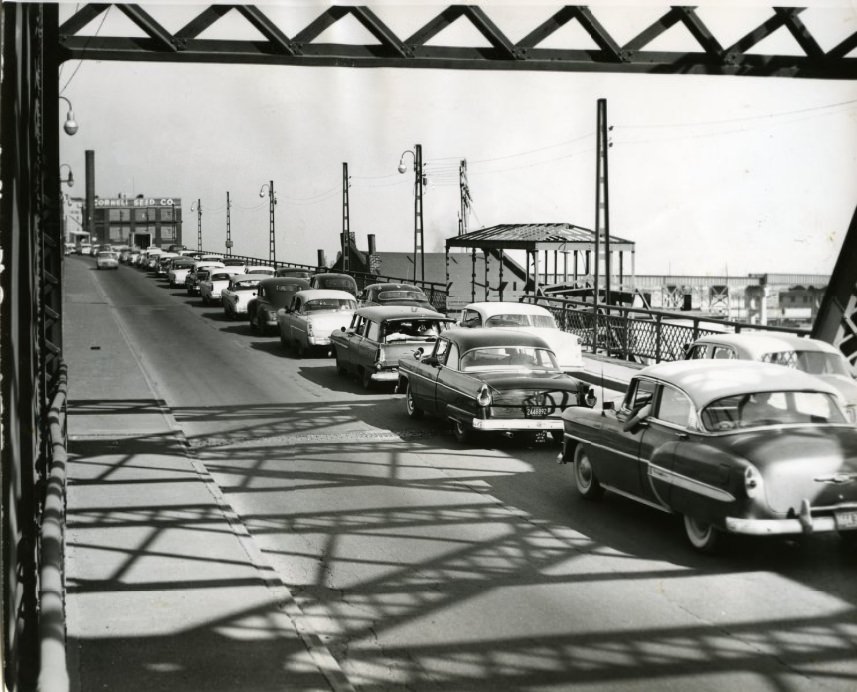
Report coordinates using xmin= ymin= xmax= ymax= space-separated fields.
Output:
xmin=525 ymin=406 xmax=549 ymax=418
xmin=834 ymin=510 xmax=857 ymax=530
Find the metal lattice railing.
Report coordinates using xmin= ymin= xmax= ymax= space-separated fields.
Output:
xmin=526 ymin=295 xmax=809 ymax=364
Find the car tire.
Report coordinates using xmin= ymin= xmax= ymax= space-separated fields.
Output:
xmin=573 ymin=445 xmax=604 ymax=500
xmin=683 ymin=515 xmax=720 ymax=553
xmin=452 ymin=419 xmax=472 ymax=444
xmin=405 ymin=383 xmax=423 ymax=419
xmin=361 ymin=368 xmax=373 ymax=390
xmin=335 ymin=351 xmax=347 ymax=376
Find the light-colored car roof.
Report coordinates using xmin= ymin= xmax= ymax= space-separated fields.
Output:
xmin=356 ymin=305 xmax=449 ymax=321
xmin=464 ymin=301 xmax=552 ymax=317
xmin=693 ymin=332 xmax=841 ymax=356
xmin=294 ymin=289 xmax=356 ymax=301
xmin=637 ymin=360 xmax=839 ymax=409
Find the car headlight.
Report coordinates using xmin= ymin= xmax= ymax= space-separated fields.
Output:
xmin=476 ymin=385 xmax=492 ymax=408
xmin=744 ymin=465 xmax=764 ymax=499
xmin=306 ymin=321 xmax=314 ymax=336
xmin=583 ymin=386 xmax=597 ymax=408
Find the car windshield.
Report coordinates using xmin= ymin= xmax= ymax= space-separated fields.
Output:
xmin=383 ymin=319 xmax=445 ymax=342
xmin=232 ymin=280 xmax=259 ymax=290
xmin=304 ymin=298 xmax=355 ymax=312
xmin=377 ymin=290 xmax=427 ymax=302
xmin=484 ymin=313 xmax=556 ymax=329
xmin=460 ymin=346 xmax=560 ymax=373
xmin=210 ymin=273 xmax=231 ymax=281
xmin=700 ymin=390 xmax=847 ymax=432
xmin=761 ymin=350 xmax=852 ymax=377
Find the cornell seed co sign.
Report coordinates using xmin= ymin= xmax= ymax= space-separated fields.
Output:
xmin=94 ymin=197 xmax=179 ymax=208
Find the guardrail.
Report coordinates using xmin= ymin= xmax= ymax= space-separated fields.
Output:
xmin=524 ymin=295 xmax=809 ymax=364
xmin=38 ymin=364 xmax=70 ymax=692
xmin=201 ymin=252 xmax=449 ymax=312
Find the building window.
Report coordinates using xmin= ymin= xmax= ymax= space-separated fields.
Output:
xmin=160 ymin=226 xmax=176 ymax=241
xmin=161 ymin=207 xmax=176 ymax=222
xmin=134 ymin=208 xmax=155 ymax=222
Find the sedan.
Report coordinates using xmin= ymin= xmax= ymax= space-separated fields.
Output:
xmin=248 ymin=277 xmax=310 ymax=334
xmin=358 ymin=283 xmax=433 ymax=309
xmin=199 ymin=270 xmax=239 ymax=305
xmin=458 ymin=301 xmax=584 ymax=372
xmin=685 ymin=332 xmax=857 ymax=423
xmin=95 ymin=251 xmax=119 ymax=270
xmin=309 ymin=272 xmax=358 ymax=296
xmin=221 ymin=276 xmax=262 ymax=319
xmin=331 ymin=305 xmax=454 ymax=389
xmin=397 ymin=328 xmax=595 ymax=444
xmin=277 ymin=289 xmax=357 ymax=357
xmin=559 ymin=359 xmax=857 ymax=552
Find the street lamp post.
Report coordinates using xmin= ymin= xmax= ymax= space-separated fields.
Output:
xmin=59 ymin=164 xmax=74 ymax=187
xmin=398 ymin=144 xmax=425 ymax=284
xmin=59 ymin=95 xmax=78 ymax=135
xmin=259 ymin=181 xmax=277 ymax=264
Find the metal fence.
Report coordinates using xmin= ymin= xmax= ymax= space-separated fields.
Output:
xmin=523 ymin=295 xmax=809 ymax=364
xmin=204 ymin=252 xmax=450 ymax=312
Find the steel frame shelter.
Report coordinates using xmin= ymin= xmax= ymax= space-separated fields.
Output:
xmin=445 ymin=223 xmax=636 ymax=300
xmin=3 ymin=4 xmax=857 ymax=691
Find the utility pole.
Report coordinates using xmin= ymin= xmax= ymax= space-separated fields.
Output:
xmin=342 ymin=162 xmax=350 ymax=273
xmin=260 ymin=181 xmax=277 ymax=264
xmin=225 ymin=191 xmax=232 ymax=256
xmin=414 ymin=144 xmax=425 ymax=283
xmin=458 ymin=159 xmax=471 ymax=236
xmin=595 ymin=98 xmax=611 ymax=307
xmin=192 ymin=198 xmax=202 ymax=251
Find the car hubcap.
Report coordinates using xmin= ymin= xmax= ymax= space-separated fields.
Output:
xmin=577 ymin=456 xmax=593 ymax=491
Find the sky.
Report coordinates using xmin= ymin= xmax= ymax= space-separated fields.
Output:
xmin=56 ymin=1 xmax=857 ymax=277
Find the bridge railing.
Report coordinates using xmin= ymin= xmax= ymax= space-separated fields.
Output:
xmin=523 ymin=295 xmax=809 ymax=364
xmin=207 ymin=253 xmax=449 ymax=312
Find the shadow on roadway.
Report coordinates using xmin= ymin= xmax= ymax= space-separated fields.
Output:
xmin=67 ymin=395 xmax=857 ymax=692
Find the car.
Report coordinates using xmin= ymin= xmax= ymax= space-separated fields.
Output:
xmin=245 ymin=264 xmax=275 ymax=276
xmin=79 ymin=243 xmax=91 ymax=256
xmin=155 ymin=252 xmax=180 ymax=275
xmin=397 ymin=327 xmax=596 ymax=444
xmin=248 ymin=277 xmax=311 ymax=334
xmin=95 ymin=250 xmax=119 ymax=270
xmin=277 ymin=289 xmax=357 ymax=357
xmin=330 ymin=305 xmax=455 ymax=388
xmin=275 ymin=267 xmax=313 ymax=280
xmin=458 ymin=301 xmax=584 ymax=372
xmin=558 ymin=359 xmax=857 ymax=552
xmin=684 ymin=332 xmax=857 ymax=424
xmin=357 ymin=283 xmax=433 ymax=309
xmin=64 ymin=242 xmax=76 ymax=256
xmin=199 ymin=270 xmax=239 ymax=305
xmin=185 ymin=261 xmax=225 ymax=295
xmin=221 ymin=275 xmax=263 ymax=319
xmin=221 ymin=258 xmax=247 ymax=273
xmin=166 ymin=257 xmax=197 ymax=287
xmin=309 ymin=272 xmax=358 ymax=296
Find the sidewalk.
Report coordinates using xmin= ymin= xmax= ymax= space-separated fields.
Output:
xmin=62 ymin=263 xmax=339 ymax=692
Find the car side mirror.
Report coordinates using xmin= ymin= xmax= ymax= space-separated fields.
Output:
xmin=622 ymin=403 xmax=652 ymax=432
xmin=413 ymin=347 xmax=424 ymax=360
xmin=603 ymin=400 xmax=615 ymax=411
xmin=341 ymin=326 xmax=347 ymax=332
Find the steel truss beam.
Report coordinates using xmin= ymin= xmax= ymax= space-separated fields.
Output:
xmin=58 ymin=4 xmax=857 ymax=79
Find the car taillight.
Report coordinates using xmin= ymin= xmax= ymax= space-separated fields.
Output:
xmin=377 ymin=347 xmax=385 ymax=370
xmin=306 ymin=321 xmax=314 ymax=336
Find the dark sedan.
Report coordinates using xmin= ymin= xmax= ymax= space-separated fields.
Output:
xmin=248 ymin=277 xmax=310 ymax=334
xmin=559 ymin=359 xmax=857 ymax=552
xmin=396 ymin=328 xmax=595 ymax=444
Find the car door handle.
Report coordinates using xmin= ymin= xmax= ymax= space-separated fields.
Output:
xmin=675 ymin=431 xmax=689 ymax=439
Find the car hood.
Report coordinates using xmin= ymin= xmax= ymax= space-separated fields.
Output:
xmin=724 ymin=427 xmax=857 ymax=513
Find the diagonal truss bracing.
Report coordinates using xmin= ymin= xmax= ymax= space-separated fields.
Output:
xmin=58 ymin=4 xmax=857 ymax=79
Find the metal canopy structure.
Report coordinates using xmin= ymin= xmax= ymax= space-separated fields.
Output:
xmin=58 ymin=4 xmax=857 ymax=79
xmin=445 ymin=223 xmax=636 ymax=298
